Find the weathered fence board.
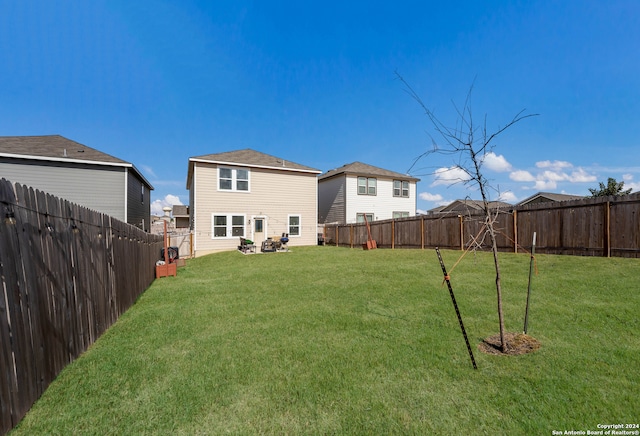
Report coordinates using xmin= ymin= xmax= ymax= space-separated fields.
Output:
xmin=0 ymin=179 xmax=163 ymax=435
xmin=324 ymin=193 xmax=640 ymax=258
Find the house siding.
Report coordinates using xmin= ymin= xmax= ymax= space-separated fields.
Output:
xmin=193 ymin=162 xmax=318 ymax=256
xmin=344 ymin=176 xmax=417 ymax=223
xmin=126 ymin=170 xmax=151 ymax=231
xmin=318 ymin=175 xmax=345 ymax=224
xmin=188 ymin=175 xmax=195 ymax=231
xmin=0 ymin=158 xmax=126 ymax=220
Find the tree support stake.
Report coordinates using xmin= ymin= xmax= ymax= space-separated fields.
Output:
xmin=435 ymin=247 xmax=477 ymax=370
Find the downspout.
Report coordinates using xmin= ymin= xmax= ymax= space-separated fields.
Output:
xmin=124 ymin=169 xmax=128 ymax=224
xmin=193 ymin=164 xmax=197 ymax=255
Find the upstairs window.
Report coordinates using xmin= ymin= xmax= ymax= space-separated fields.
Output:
xmin=358 ymin=177 xmax=376 ymax=195
xmin=219 ymin=167 xmax=249 ymax=192
xmin=393 ymin=180 xmax=410 ymax=198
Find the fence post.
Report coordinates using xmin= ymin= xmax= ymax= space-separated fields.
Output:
xmin=513 ymin=210 xmax=518 ymax=253
xmin=459 ymin=215 xmax=464 ymax=251
xmin=392 ymin=220 xmax=395 ymax=250
xmin=421 ymin=216 xmax=425 ymax=250
xmin=604 ymin=201 xmax=610 ymax=258
xmin=350 ymin=225 xmax=353 ymax=248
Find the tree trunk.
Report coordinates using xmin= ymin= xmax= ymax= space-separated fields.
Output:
xmin=487 ymin=221 xmax=506 ymax=352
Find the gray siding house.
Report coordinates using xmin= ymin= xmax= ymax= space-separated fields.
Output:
xmin=0 ymin=135 xmax=153 ymax=231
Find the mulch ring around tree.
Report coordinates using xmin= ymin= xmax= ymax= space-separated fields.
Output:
xmin=478 ymin=332 xmax=541 ymax=356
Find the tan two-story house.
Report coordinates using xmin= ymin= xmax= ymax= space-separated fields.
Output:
xmin=186 ymin=149 xmax=321 ymax=256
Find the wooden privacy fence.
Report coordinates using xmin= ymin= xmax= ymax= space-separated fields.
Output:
xmin=324 ymin=193 xmax=640 ymax=258
xmin=0 ymin=179 xmax=163 ymax=435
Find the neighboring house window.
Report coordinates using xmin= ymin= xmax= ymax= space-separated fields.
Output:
xmin=357 ymin=177 xmax=376 ymax=195
xmin=393 ymin=211 xmax=410 ymax=219
xmin=219 ymin=167 xmax=249 ymax=191
xmin=393 ymin=180 xmax=409 ymax=198
xmin=356 ymin=213 xmax=374 ymax=223
xmin=212 ymin=214 xmax=245 ymax=238
xmin=141 ymin=185 xmax=144 ymax=203
xmin=288 ymin=215 xmax=301 ymax=236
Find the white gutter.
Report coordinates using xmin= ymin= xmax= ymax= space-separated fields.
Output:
xmin=124 ymin=169 xmax=128 ymax=224
xmin=1 ymin=152 xmax=154 ymax=190
xmin=192 ymin=164 xmax=197 ymax=254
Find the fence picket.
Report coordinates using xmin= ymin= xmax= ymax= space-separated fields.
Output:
xmin=0 ymin=180 xmax=163 ymax=435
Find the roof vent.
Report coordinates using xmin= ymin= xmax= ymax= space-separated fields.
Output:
xmin=63 ymin=149 xmax=67 ymax=157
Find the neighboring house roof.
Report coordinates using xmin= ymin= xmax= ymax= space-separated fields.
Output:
xmin=0 ymin=135 xmax=153 ymax=189
xmin=319 ymin=161 xmax=420 ymax=182
xmin=436 ymin=199 xmax=513 ymax=214
xmin=425 ymin=205 xmax=447 ymax=215
xmin=187 ymin=148 xmax=321 ymax=188
xmin=172 ymin=205 xmax=189 ymax=216
xmin=517 ymin=191 xmax=584 ymax=206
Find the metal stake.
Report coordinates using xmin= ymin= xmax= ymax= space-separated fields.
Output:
xmin=435 ymin=247 xmax=477 ymax=370
xmin=523 ymin=232 xmax=536 ymax=334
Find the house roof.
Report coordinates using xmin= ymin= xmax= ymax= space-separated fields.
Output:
xmin=425 ymin=205 xmax=447 ymax=215
xmin=517 ymin=191 xmax=584 ymax=205
xmin=437 ymin=199 xmax=513 ymax=214
xmin=172 ymin=205 xmax=188 ymax=216
xmin=0 ymin=135 xmax=153 ymax=189
xmin=187 ymin=149 xmax=321 ymax=188
xmin=318 ymin=161 xmax=420 ymax=182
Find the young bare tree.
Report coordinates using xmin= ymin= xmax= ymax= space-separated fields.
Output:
xmin=398 ymin=73 xmax=537 ymax=352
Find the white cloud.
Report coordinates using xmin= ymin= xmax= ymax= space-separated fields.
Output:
xmin=536 ymin=160 xmax=573 ymax=171
xmin=510 ymin=160 xmax=597 ymax=191
xmin=534 ymin=180 xmax=557 ymax=190
xmin=497 ymin=191 xmax=518 ymax=202
xmin=419 ymin=192 xmax=444 ymax=202
xmin=622 ymin=174 xmax=640 ymax=191
xmin=140 ymin=164 xmax=157 ymax=178
xmin=151 ymin=194 xmax=184 ymax=216
xmin=540 ymin=170 xmax=568 ymax=182
xmin=568 ymin=168 xmax=597 ymax=183
xmin=431 ymin=166 xmax=471 ymax=186
xmin=482 ymin=152 xmax=512 ymax=172
xmin=510 ymin=170 xmax=535 ymax=182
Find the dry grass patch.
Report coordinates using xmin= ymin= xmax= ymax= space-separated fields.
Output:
xmin=478 ymin=332 xmax=541 ymax=355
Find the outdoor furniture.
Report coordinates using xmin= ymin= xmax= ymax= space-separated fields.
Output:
xmin=238 ymin=237 xmax=256 ymax=254
xmin=279 ymin=233 xmax=289 ymax=251
xmin=261 ymin=238 xmax=277 ymax=252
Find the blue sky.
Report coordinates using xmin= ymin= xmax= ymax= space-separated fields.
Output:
xmin=1 ymin=1 xmax=639 ymax=215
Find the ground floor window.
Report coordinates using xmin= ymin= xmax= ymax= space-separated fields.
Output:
xmin=393 ymin=211 xmax=410 ymax=219
xmin=356 ymin=213 xmax=374 ymax=223
xmin=288 ymin=215 xmax=301 ymax=236
xmin=212 ymin=213 xmax=245 ymax=238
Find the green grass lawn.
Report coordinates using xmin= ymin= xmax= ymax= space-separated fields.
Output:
xmin=11 ymin=247 xmax=640 ymax=435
